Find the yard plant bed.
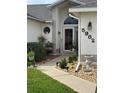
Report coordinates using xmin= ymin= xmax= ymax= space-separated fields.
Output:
xmin=56 ymin=61 xmax=97 ymax=83
xmin=36 ymin=55 xmax=60 ymax=65
xmin=27 ymin=68 xmax=78 ymax=93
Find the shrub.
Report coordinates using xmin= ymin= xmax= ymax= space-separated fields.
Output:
xmin=72 ymin=55 xmax=78 ymax=61
xmin=35 ymin=43 xmax=46 ymax=61
xmin=27 ymin=50 xmax=35 ymax=61
xmin=27 ymin=36 xmax=54 ymax=62
xmin=68 ymin=56 xmax=73 ymax=63
xmin=27 ymin=42 xmax=46 ymax=62
xmin=45 ymin=41 xmax=54 ymax=55
xmin=27 ymin=50 xmax=35 ymax=66
xmin=27 ymin=62 xmax=32 ymax=67
xmin=59 ymin=58 xmax=67 ymax=69
xmin=45 ymin=41 xmax=54 ymax=48
xmin=38 ymin=36 xmax=54 ymax=56
xmin=68 ymin=55 xmax=78 ymax=63
xmin=38 ymin=36 xmax=46 ymax=44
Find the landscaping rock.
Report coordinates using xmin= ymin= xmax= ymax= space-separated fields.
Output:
xmin=56 ymin=61 xmax=97 ymax=83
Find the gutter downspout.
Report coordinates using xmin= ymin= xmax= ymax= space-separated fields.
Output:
xmin=69 ymin=13 xmax=81 ymax=71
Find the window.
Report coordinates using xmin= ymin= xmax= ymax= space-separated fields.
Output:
xmin=43 ymin=27 xmax=50 ymax=34
xmin=64 ymin=17 xmax=78 ymax=24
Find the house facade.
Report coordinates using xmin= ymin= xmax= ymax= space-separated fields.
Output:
xmin=27 ymin=0 xmax=97 ymax=63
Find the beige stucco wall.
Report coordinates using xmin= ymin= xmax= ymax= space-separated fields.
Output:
xmin=58 ymin=4 xmax=70 ymax=52
xmin=27 ymin=19 xmax=42 ymax=42
xmin=80 ymin=12 xmax=97 ymax=55
xmin=51 ymin=7 xmax=58 ymax=49
xmin=52 ymin=2 xmax=79 ymax=52
xmin=27 ymin=19 xmax=52 ymax=42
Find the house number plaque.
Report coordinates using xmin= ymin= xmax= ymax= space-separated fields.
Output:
xmin=85 ymin=32 xmax=88 ymax=36
xmin=88 ymin=35 xmax=92 ymax=39
xmin=82 ymin=28 xmax=85 ymax=32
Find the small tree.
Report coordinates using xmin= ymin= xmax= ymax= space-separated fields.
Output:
xmin=38 ymin=36 xmax=54 ymax=56
xmin=38 ymin=36 xmax=46 ymax=45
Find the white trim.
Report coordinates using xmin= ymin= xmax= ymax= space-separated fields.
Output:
xmin=69 ymin=7 xmax=97 ymax=13
xmin=27 ymin=16 xmax=53 ymax=23
xmin=27 ymin=16 xmax=42 ymax=22
xmin=70 ymin=0 xmax=86 ymax=5
xmin=64 ymin=24 xmax=78 ymax=27
xmin=63 ymin=26 xmax=75 ymax=51
xmin=48 ymin=0 xmax=85 ymax=9
xmin=48 ymin=0 xmax=65 ymax=8
xmin=69 ymin=13 xmax=79 ymax=20
xmin=45 ymin=20 xmax=53 ymax=23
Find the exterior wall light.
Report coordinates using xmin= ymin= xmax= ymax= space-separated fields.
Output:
xmin=58 ymin=31 xmax=61 ymax=35
xmin=88 ymin=21 xmax=92 ymax=30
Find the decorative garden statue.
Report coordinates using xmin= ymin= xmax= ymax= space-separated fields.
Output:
xmin=27 ymin=48 xmax=35 ymax=67
xmin=83 ymin=55 xmax=93 ymax=72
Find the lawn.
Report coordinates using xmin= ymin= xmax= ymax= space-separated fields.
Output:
xmin=27 ymin=68 xmax=78 ymax=93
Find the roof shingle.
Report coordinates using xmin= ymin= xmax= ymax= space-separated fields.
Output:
xmin=73 ymin=0 xmax=97 ymax=8
xmin=27 ymin=4 xmax=52 ymax=22
xmin=77 ymin=0 xmax=97 ymax=3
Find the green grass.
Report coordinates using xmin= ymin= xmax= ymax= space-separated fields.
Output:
xmin=27 ymin=68 xmax=78 ymax=93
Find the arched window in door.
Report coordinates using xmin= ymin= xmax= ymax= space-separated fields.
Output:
xmin=64 ymin=16 xmax=78 ymax=24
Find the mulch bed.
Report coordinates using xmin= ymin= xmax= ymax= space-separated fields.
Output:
xmin=36 ymin=55 xmax=60 ymax=65
xmin=47 ymin=55 xmax=60 ymax=60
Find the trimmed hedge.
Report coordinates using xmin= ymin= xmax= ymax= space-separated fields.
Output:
xmin=27 ymin=42 xmax=46 ymax=62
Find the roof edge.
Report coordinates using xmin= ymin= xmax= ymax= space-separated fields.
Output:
xmin=27 ymin=15 xmax=53 ymax=23
xmin=27 ymin=15 xmax=43 ymax=22
xmin=48 ymin=0 xmax=85 ymax=9
xmin=69 ymin=7 xmax=97 ymax=12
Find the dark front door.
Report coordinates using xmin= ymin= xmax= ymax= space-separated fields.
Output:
xmin=64 ymin=29 xmax=73 ymax=50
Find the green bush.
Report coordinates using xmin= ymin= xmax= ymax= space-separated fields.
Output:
xmin=38 ymin=36 xmax=54 ymax=56
xmin=27 ymin=42 xmax=46 ymax=62
xmin=27 ymin=50 xmax=35 ymax=66
xmin=27 ymin=36 xmax=54 ymax=62
xmin=68 ymin=56 xmax=73 ymax=63
xmin=38 ymin=36 xmax=46 ymax=44
xmin=35 ymin=43 xmax=46 ymax=61
xmin=27 ymin=62 xmax=32 ymax=67
xmin=68 ymin=55 xmax=78 ymax=63
xmin=72 ymin=55 xmax=78 ymax=61
xmin=45 ymin=41 xmax=54 ymax=55
xmin=45 ymin=41 xmax=54 ymax=48
xmin=59 ymin=58 xmax=67 ymax=69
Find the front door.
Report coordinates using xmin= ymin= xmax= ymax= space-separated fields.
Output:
xmin=64 ymin=28 xmax=73 ymax=51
